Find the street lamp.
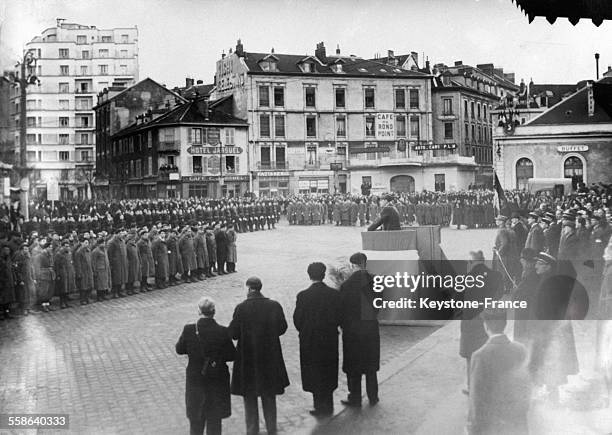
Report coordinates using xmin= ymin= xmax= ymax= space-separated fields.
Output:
xmin=5 ymin=49 xmax=40 ymax=220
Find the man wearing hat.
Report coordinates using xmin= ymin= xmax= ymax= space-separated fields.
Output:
xmin=547 ymin=210 xmax=562 ymax=258
xmin=512 ymin=248 xmax=540 ymax=345
xmin=525 ymin=211 xmax=545 ymax=252
xmin=493 ymin=215 xmax=520 ymax=292
xmin=125 ymin=229 xmax=141 ymax=295
xmin=214 ymin=223 xmax=228 ymax=275
xmin=137 ymin=230 xmax=154 ymax=291
xmin=530 ymin=251 xmax=580 ymax=402
xmin=367 ymin=195 xmax=401 ymax=231
xmin=151 ymin=230 xmax=169 ymax=289
xmin=74 ymin=236 xmax=94 ymax=305
xmin=55 ymin=239 xmax=76 ymax=309
xmin=557 ymin=211 xmax=581 ymax=275
xmin=510 ymin=212 xmax=527 ymax=252
xmin=107 ymin=229 xmax=128 ymax=298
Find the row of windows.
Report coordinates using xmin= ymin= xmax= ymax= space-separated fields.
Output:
xmin=58 ymin=48 xmax=131 ymax=59
xmin=24 ymin=115 xmax=91 ymax=128
xmin=516 ymin=156 xmax=584 ymax=190
xmin=258 ymin=114 xmax=420 ymax=138
xmin=25 ymin=133 xmax=91 ymax=145
xmin=463 ymin=123 xmax=493 ymax=144
xmin=258 ymin=85 xmax=420 ymax=110
xmin=53 ymin=64 xmax=129 ymax=76
xmin=24 ymin=149 xmax=91 ymax=162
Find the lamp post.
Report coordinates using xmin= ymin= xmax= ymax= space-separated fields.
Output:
xmin=5 ymin=49 xmax=39 ymax=220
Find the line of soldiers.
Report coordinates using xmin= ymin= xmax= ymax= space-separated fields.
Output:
xmin=0 ymin=221 xmax=239 ymax=319
xmin=1 ymin=198 xmax=282 ymax=237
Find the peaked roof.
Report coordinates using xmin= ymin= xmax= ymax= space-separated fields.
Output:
xmin=528 ymin=81 xmax=612 ymax=125
xmin=241 ymin=52 xmax=429 ymax=78
xmin=178 ymin=83 xmax=215 ymax=100
xmin=529 ymin=83 xmax=579 ymax=106
xmin=99 ymin=77 xmax=186 ymax=105
xmin=113 ymin=95 xmax=246 ymax=138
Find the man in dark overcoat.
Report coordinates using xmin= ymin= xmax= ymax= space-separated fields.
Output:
xmin=459 ymin=250 xmax=503 ymax=394
xmin=125 ymin=230 xmax=141 ymax=295
xmin=176 ymin=297 xmax=236 ymax=435
xmin=205 ymin=227 xmax=217 ymax=275
xmin=338 ymin=252 xmax=380 ymax=406
xmin=492 ymin=215 xmax=520 ymax=291
xmin=74 ymin=237 xmax=94 ymax=304
xmin=167 ymin=228 xmax=184 ymax=286
xmin=91 ymin=238 xmax=111 ymax=302
xmin=54 ymin=240 xmax=76 ymax=309
xmin=179 ymin=227 xmax=198 ymax=283
xmin=229 ymin=277 xmax=289 ymax=435
xmin=367 ymin=195 xmax=400 ymax=231
xmin=0 ymin=244 xmax=15 ymax=319
xmin=293 ymin=263 xmax=341 ymax=416
xmin=525 ymin=211 xmax=545 ymax=252
xmin=194 ymin=226 xmax=209 ymax=280
xmin=512 ymin=248 xmax=541 ymax=345
xmin=214 ymin=224 xmax=228 ymax=275
xmin=107 ymin=229 xmax=128 ymax=298
xmin=151 ymin=231 xmax=169 ymax=289
xmin=137 ymin=230 xmax=154 ymax=291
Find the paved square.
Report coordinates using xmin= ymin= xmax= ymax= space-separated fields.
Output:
xmin=0 ymin=223 xmax=495 ymax=434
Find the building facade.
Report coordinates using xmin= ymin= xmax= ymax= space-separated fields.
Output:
xmin=95 ymin=78 xmax=186 ymax=195
xmin=212 ymin=40 xmax=472 ymax=195
xmin=495 ymin=79 xmax=612 ymax=190
xmin=429 ymin=61 xmax=519 ymax=187
xmin=9 ymin=19 xmax=138 ymax=200
xmin=109 ymin=95 xmax=248 ymax=199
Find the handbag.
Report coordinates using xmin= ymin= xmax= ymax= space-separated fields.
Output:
xmin=195 ymin=321 xmax=223 ymax=380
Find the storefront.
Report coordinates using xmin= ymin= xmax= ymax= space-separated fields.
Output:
xmin=256 ymin=171 xmax=290 ymax=197
xmin=298 ymin=176 xmax=331 ymax=194
xmin=183 ymin=175 xmax=249 ymax=199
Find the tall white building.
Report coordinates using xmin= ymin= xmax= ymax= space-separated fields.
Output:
xmin=10 ymin=19 xmax=138 ymax=200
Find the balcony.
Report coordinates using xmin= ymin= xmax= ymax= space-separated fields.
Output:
xmin=158 ymin=140 xmax=180 ymax=153
xmin=158 ymin=165 xmax=180 ymax=180
xmin=257 ymin=161 xmax=288 ymax=170
xmin=304 ymin=161 xmax=321 ymax=170
xmin=76 ymin=156 xmax=94 ymax=166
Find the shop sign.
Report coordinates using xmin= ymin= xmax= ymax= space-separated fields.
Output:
xmin=376 ymin=113 xmax=395 ymax=140
xmin=317 ymin=179 xmax=329 ymax=189
xmin=187 ymin=146 xmax=243 ymax=155
xmin=258 ymin=171 xmax=290 ymax=177
xmin=557 ymin=145 xmax=588 ymax=153
xmin=223 ymin=175 xmax=249 ymax=182
xmin=183 ymin=175 xmax=217 ymax=182
xmin=413 ymin=143 xmax=457 ymax=151
xmin=298 ymin=180 xmax=310 ymax=189
xmin=349 ymin=146 xmax=390 ymax=154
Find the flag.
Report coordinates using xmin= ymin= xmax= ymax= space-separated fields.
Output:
xmin=493 ymin=171 xmax=506 ymax=215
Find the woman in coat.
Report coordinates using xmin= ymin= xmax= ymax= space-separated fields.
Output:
xmin=176 ymin=297 xmax=235 ymax=435
xmin=91 ymin=239 xmax=112 ymax=302
xmin=225 ymin=224 xmax=237 ymax=273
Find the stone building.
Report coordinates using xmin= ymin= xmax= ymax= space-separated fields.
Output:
xmin=495 ymin=78 xmax=612 ymax=190
xmin=95 ymin=78 xmax=186 ymax=195
xmin=211 ymin=40 xmax=459 ymax=195
xmin=8 ymin=19 xmax=138 ymax=200
xmin=108 ymin=95 xmax=248 ymax=199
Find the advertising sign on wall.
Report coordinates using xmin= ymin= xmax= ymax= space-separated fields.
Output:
xmin=376 ymin=113 xmax=395 ymax=140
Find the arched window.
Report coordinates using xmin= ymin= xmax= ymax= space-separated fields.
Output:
xmin=564 ymin=156 xmax=584 ymax=189
xmin=515 ymin=158 xmax=533 ymax=190
xmin=390 ymin=175 xmax=415 ymax=193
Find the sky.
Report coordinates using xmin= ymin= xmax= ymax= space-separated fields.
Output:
xmin=2 ymin=0 xmax=612 ymax=88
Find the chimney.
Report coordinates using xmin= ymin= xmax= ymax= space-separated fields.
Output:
xmin=315 ymin=42 xmax=326 ymax=62
xmin=336 ymin=44 xmax=340 ymax=55
xmin=221 ymin=52 xmax=226 ymax=59
xmin=271 ymin=47 xmax=274 ymax=54
xmin=185 ymin=77 xmax=194 ymax=88
xmin=196 ymin=80 xmax=203 ymax=85
xmin=587 ymin=81 xmax=595 ymax=117
xmin=388 ymin=49 xmax=394 ymax=59
xmin=595 ymin=53 xmax=600 ymax=80
xmin=425 ymin=59 xmax=430 ymax=71
xmin=235 ymin=39 xmax=244 ymax=57
xmin=605 ymin=65 xmax=612 ymax=78
xmin=454 ymin=61 xmax=463 ymax=66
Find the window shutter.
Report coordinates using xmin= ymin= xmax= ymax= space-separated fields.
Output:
xmin=189 ymin=156 xmax=194 ymax=173
xmin=235 ymin=156 xmax=240 ymax=172
xmin=188 ymin=128 xmax=192 ymax=143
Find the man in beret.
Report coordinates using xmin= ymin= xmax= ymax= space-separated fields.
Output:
xmin=493 ymin=215 xmax=520 ymax=292
xmin=525 ymin=211 xmax=545 ymax=253
xmin=512 ymin=248 xmax=540 ymax=345
xmin=367 ymin=195 xmax=401 ymax=231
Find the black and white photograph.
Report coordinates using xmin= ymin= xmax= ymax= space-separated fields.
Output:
xmin=1 ymin=0 xmax=612 ymax=434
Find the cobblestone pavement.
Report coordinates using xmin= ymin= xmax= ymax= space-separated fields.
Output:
xmin=0 ymin=223 xmax=496 ymax=435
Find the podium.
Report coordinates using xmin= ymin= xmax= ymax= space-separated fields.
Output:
xmin=361 ymin=226 xmax=450 ymax=326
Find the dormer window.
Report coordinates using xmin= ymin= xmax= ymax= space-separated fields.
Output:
xmin=332 ymin=63 xmax=343 ymax=73
xmin=260 ymin=60 xmax=278 ymax=72
xmin=302 ymin=62 xmax=314 ymax=73
xmin=259 ymin=55 xmax=279 ymax=72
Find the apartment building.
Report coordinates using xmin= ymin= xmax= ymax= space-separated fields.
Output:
xmin=9 ymin=19 xmax=138 ymax=200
